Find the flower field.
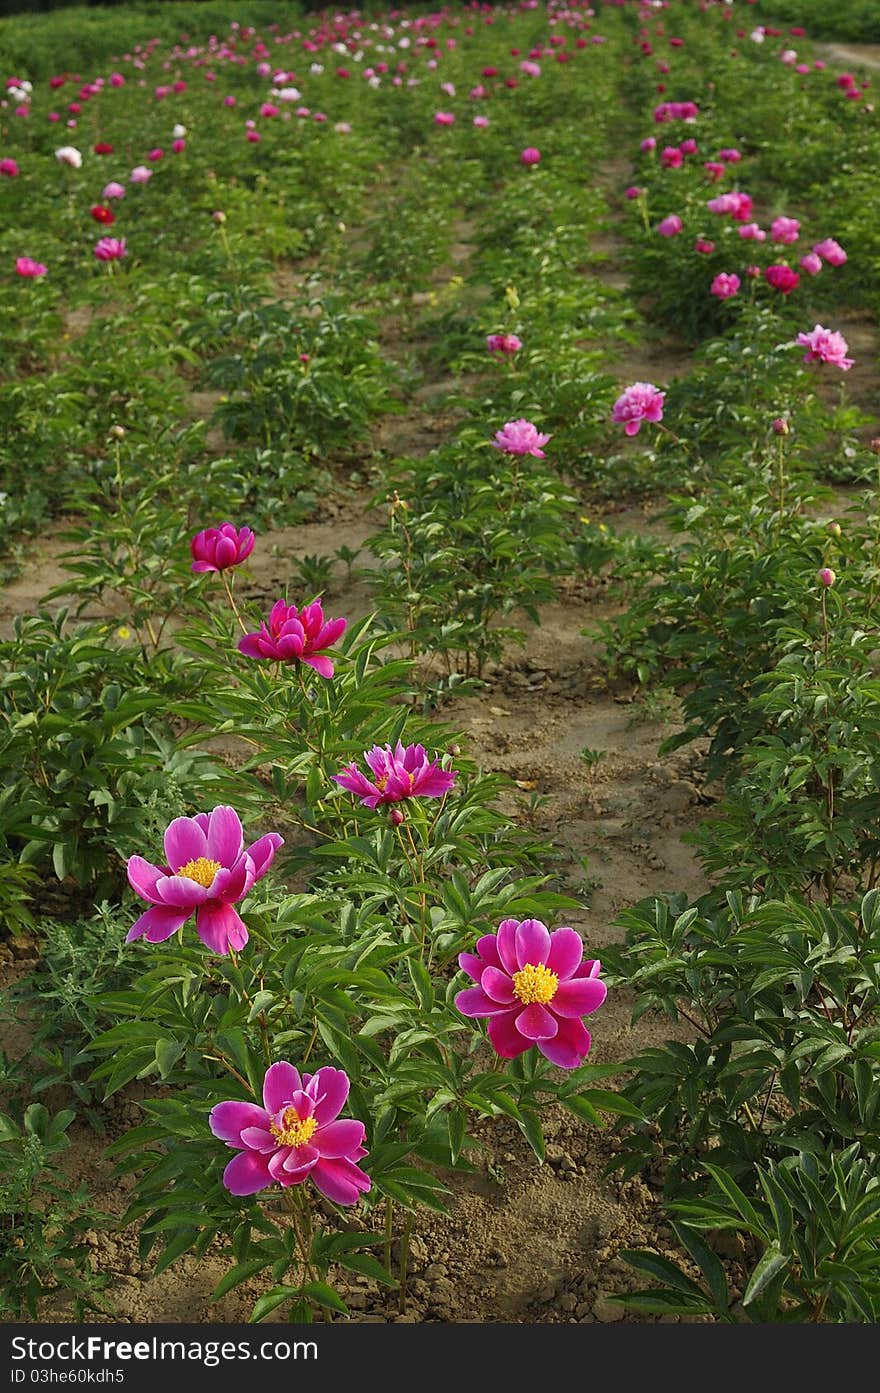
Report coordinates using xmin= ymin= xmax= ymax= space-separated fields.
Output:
xmin=2 ymin=0 xmax=880 ymax=1328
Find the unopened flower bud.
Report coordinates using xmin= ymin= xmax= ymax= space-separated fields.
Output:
xmin=448 ymin=743 xmax=461 ymax=757
xmin=871 ymin=437 xmax=880 ymax=455
xmin=772 ymin=417 xmax=789 ymax=436
xmin=826 ymin=521 xmax=841 ymax=538
xmin=212 ymin=209 xmax=226 ymax=223
xmin=818 ymin=567 xmax=836 ymax=587
xmin=109 ymin=424 xmax=125 ymax=439
xmin=388 ymin=807 xmax=405 ymax=826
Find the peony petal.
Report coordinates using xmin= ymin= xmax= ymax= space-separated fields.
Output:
xmin=205 ymin=805 xmax=244 ymax=867
xmin=164 ymin=816 xmax=208 ymax=870
xmin=515 ymin=1002 xmax=558 ymax=1040
xmin=126 ymin=905 xmax=190 ymax=944
xmin=309 ymin=1157 xmax=371 ymax=1206
xmin=195 ymin=902 xmax=249 ymax=954
xmin=263 ymin=1061 xmax=302 ymax=1112
xmin=246 ymin=832 xmax=284 ymax=880
xmin=538 ymin=1017 xmax=592 ymax=1070
xmin=210 ymin=859 xmax=251 ymax=904
xmin=487 ymin=1010 xmax=531 ymax=1059
xmin=552 ymin=976 xmax=608 ymax=1018
xmin=222 ymin=1149 xmax=273 ymax=1196
xmin=155 ymin=874 xmax=210 ymax=907
xmin=481 ymin=966 xmax=517 ymax=1004
xmin=496 ymin=919 xmax=520 ymax=974
xmin=314 ymin=1119 xmax=365 ymax=1159
xmin=239 ymin=1126 xmax=277 ymax=1153
xmin=515 ymin=919 xmax=551 ymax=969
xmin=546 ymin=927 xmax=584 ymax=980
xmin=303 ymin=653 xmax=334 ymax=679
xmin=455 ymin=985 xmax=511 ymax=1017
xmin=209 ymin=1101 xmax=269 ymax=1145
xmin=457 ymin=952 xmax=484 ymax=982
xmin=310 ymin=1066 xmax=350 ymax=1124
xmin=126 ymin=855 xmax=166 ymax=904
xmin=474 ymin=934 xmax=502 ymax=969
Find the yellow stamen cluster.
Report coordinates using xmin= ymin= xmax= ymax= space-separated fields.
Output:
xmin=176 ymin=856 xmax=222 ymax=888
xmin=270 ymin=1107 xmax=318 ymax=1149
xmin=512 ymin=963 xmax=559 ymax=1006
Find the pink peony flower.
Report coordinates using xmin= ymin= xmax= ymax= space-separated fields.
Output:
xmin=148 ymin=146 xmax=163 ymax=162
xmin=190 ymin=522 xmax=255 ymax=573
xmin=334 ymin=742 xmax=457 ymax=809
xmin=661 ymin=145 xmax=683 ymax=168
xmin=796 ymin=324 xmax=853 ymax=370
xmin=800 ymin=252 xmax=822 ymax=275
xmin=455 ymin=918 xmax=607 ymax=1069
xmin=703 ymin=161 xmax=725 ymax=181
xmin=238 ymin=599 xmax=346 ymax=678
xmin=520 ymin=146 xmax=541 ymax=165
xmin=209 ymin=1062 xmax=370 ymax=1202
xmin=718 ymin=147 xmax=742 ymax=163
xmin=771 ymin=215 xmax=800 ymax=244
xmin=0 ymin=157 xmax=19 ymax=177
xmin=129 ymin=165 xmax=152 ymax=183
xmin=813 ymin=237 xmax=846 ymax=267
xmin=434 ymin=111 xmax=455 ymax=125
xmin=707 ymin=190 xmax=753 ymax=221
xmin=711 ymin=272 xmax=740 ymax=299
xmin=55 ymin=145 xmax=82 ymax=168
xmin=639 ymin=136 xmax=657 ymax=152
xmin=486 ymin=333 xmax=522 ymax=356
xmin=15 ymin=256 xmax=47 ymax=278
xmin=491 ymin=419 xmax=551 ymax=457
xmin=126 ymin=805 xmax=283 ymax=954
xmin=657 ymin=213 xmax=682 ymax=237
xmin=613 ymin=382 xmax=665 ymax=436
xmin=695 ymin=237 xmax=715 ymax=254
xmin=765 ymin=264 xmax=799 ymax=294
xmin=102 ymin=181 xmax=125 ymax=199
xmin=817 ymin=567 xmax=836 ymax=588
xmin=93 ymin=236 xmax=127 ymax=261
xmin=473 ymin=115 xmax=490 ymax=128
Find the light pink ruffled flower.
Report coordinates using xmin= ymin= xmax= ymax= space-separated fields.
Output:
xmin=455 ymin=918 xmax=607 ymax=1069
xmin=129 ymin=164 xmax=152 ymax=183
xmin=126 ymin=805 xmax=283 ymax=954
xmin=334 ymin=742 xmax=457 ymax=809
xmin=813 ymin=237 xmax=846 ymax=267
xmin=796 ymin=325 xmax=853 ymax=370
xmin=210 ymin=1063 xmax=370 ymax=1203
xmin=612 ymin=382 xmax=665 ymax=435
xmin=102 ymin=181 xmax=125 ymax=199
xmin=491 ymin=419 xmax=551 ymax=457
xmin=238 ymin=599 xmax=346 ymax=678
xmin=190 ymin=522 xmax=255 ymax=573
xmin=771 ymin=215 xmax=800 ymax=244
xmin=800 ymin=252 xmax=822 ymax=275
xmin=710 ymin=272 xmax=740 ymax=299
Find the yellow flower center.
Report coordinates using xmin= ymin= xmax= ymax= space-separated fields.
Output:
xmin=270 ymin=1107 xmax=318 ymax=1149
xmin=176 ymin=856 xmax=221 ymax=888
xmin=512 ymin=963 xmax=559 ymax=1006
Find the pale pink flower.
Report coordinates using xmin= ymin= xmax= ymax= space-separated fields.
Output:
xmin=813 ymin=238 xmax=846 ymax=267
xmin=613 ymin=382 xmax=665 ymax=436
xmin=130 ymin=165 xmax=152 ymax=183
xmin=796 ymin=325 xmax=853 ymax=370
xmin=491 ymin=419 xmax=551 ymax=457
xmin=800 ymin=252 xmax=822 ymax=275
xmin=738 ymin=222 xmax=766 ymax=241
xmin=102 ymin=181 xmax=125 ymax=199
xmin=771 ymin=215 xmax=800 ymax=244
xmin=54 ymin=145 xmax=82 ymax=168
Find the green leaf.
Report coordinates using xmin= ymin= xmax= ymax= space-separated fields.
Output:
xmin=250 ymin=1287 xmax=300 ymax=1324
xmin=742 ymin=1244 xmax=789 ymax=1307
xmin=620 ymin=1249 xmax=706 ymax=1299
xmin=302 ymin=1281 xmax=349 ymax=1314
xmin=213 ymin=1258 xmax=273 ymax=1301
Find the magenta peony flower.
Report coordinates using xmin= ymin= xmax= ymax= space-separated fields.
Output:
xmin=0 ymin=157 xmax=19 ymax=177
xmin=718 ymin=147 xmax=741 ymax=163
xmin=613 ymin=382 xmax=665 ymax=436
xmin=455 ymin=918 xmax=607 ymax=1069
xmin=15 ymin=256 xmax=47 ymax=278
xmin=703 ymin=161 xmax=725 ymax=181
xmin=738 ymin=222 xmax=766 ymax=241
xmin=520 ymin=146 xmax=541 ymax=165
xmin=126 ymin=805 xmax=283 ymax=954
xmin=711 ymin=272 xmax=740 ymax=299
xmin=434 ymin=111 xmax=455 ymax=125
xmin=679 ymin=137 xmax=698 ymax=155
xmin=771 ymin=215 xmax=800 ymax=244
xmin=765 ymin=264 xmax=800 ymax=294
xmin=93 ymin=236 xmax=126 ymax=261
xmin=625 ymin=185 xmax=644 ymax=199
xmin=639 ymin=136 xmax=657 ymax=152
xmin=661 ymin=145 xmax=683 ymax=168
xmin=813 ymin=237 xmax=846 ymax=267
xmin=656 ymin=213 xmax=683 ymax=237
xmin=210 ymin=1063 xmax=370 ymax=1202
xmin=190 ymin=522 xmax=255 ymax=573
xmin=799 ymin=252 xmax=822 ymax=275
xmin=238 ymin=599 xmax=346 ymax=678
xmin=486 ymin=333 xmax=522 ymax=357
xmin=796 ymin=325 xmax=853 ymax=370
xmin=695 ymin=236 xmax=715 ymax=254
xmin=491 ymin=419 xmax=551 ymax=457
xmin=334 ymin=742 xmax=457 ymax=809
